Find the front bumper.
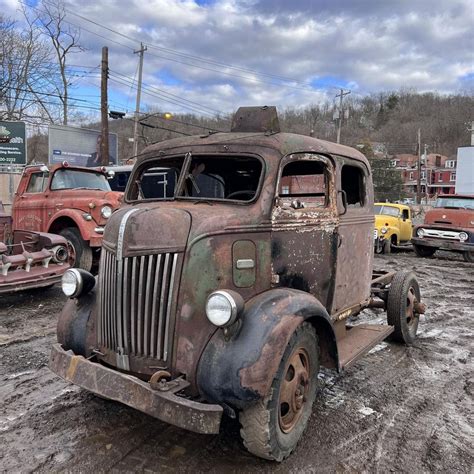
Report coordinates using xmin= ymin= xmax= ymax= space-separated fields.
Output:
xmin=49 ymin=343 xmax=223 ymax=434
xmin=412 ymin=237 xmax=473 ymax=252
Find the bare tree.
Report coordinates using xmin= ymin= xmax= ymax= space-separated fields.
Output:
xmin=37 ymin=0 xmax=84 ymax=125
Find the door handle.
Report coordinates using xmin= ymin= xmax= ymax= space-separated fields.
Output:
xmin=337 ymin=234 xmax=343 ymax=248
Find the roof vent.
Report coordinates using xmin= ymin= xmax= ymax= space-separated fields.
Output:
xmin=231 ymin=106 xmax=280 ymax=133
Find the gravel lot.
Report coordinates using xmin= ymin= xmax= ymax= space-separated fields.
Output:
xmin=1 ymin=252 xmax=473 ymax=473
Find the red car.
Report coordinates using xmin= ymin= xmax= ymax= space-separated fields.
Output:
xmin=12 ymin=163 xmax=122 ymax=271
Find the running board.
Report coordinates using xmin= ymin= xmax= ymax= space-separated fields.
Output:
xmin=337 ymin=324 xmax=394 ymax=370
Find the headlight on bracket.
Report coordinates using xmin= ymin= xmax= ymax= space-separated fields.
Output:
xmin=101 ymin=205 xmax=113 ymax=219
xmin=206 ymin=290 xmax=244 ymax=327
xmin=62 ymin=268 xmax=95 ymax=298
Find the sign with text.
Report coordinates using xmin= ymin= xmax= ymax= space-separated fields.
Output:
xmin=48 ymin=124 xmax=118 ymax=167
xmin=0 ymin=121 xmax=27 ymax=165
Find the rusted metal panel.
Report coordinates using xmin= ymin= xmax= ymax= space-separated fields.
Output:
xmin=49 ymin=343 xmax=223 ymax=434
xmin=232 ymin=240 xmax=256 ymax=288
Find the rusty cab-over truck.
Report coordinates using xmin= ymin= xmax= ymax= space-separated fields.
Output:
xmin=12 ymin=163 xmax=122 ymax=271
xmin=50 ymin=107 xmax=425 ymax=461
xmin=412 ymin=194 xmax=474 ymax=262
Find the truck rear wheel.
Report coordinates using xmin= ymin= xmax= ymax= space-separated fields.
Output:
xmin=413 ymin=244 xmax=436 ymax=258
xmin=60 ymin=228 xmax=93 ymax=272
xmin=239 ymin=323 xmax=319 ymax=461
xmin=387 ymin=271 xmax=421 ymax=345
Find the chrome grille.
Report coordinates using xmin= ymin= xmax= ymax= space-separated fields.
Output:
xmin=98 ymin=248 xmax=179 ymax=361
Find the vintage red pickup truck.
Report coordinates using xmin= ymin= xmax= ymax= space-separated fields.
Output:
xmin=412 ymin=194 xmax=474 ymax=262
xmin=0 ymin=202 xmax=70 ymax=294
xmin=11 ymin=163 xmax=122 ymax=271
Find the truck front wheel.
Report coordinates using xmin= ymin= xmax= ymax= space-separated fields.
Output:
xmin=239 ymin=323 xmax=319 ymax=461
xmin=413 ymin=244 xmax=436 ymax=258
xmin=60 ymin=228 xmax=93 ymax=272
xmin=387 ymin=271 xmax=421 ymax=345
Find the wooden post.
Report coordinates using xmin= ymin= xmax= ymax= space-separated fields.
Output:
xmin=101 ymin=46 xmax=109 ymax=166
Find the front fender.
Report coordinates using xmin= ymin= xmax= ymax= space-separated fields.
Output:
xmin=57 ymin=289 xmax=97 ymax=357
xmin=197 ymin=288 xmax=336 ymax=409
xmin=47 ymin=209 xmax=97 ymax=242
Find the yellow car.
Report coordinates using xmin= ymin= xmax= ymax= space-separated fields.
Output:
xmin=374 ymin=203 xmax=413 ymax=254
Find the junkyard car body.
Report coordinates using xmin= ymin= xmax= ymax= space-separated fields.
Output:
xmin=374 ymin=203 xmax=412 ymax=252
xmin=412 ymin=194 xmax=474 ymax=262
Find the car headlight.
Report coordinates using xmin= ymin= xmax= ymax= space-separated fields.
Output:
xmin=206 ymin=290 xmax=244 ymax=327
xmin=459 ymin=232 xmax=468 ymax=242
xmin=101 ymin=205 xmax=113 ymax=219
xmin=381 ymin=227 xmax=388 ymax=234
xmin=61 ymin=268 xmax=95 ymax=298
xmin=417 ymin=228 xmax=425 ymax=237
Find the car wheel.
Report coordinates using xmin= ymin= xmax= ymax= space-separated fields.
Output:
xmin=239 ymin=323 xmax=319 ymax=461
xmin=413 ymin=244 xmax=436 ymax=258
xmin=387 ymin=271 xmax=421 ymax=345
xmin=463 ymin=251 xmax=474 ymax=263
xmin=59 ymin=228 xmax=93 ymax=272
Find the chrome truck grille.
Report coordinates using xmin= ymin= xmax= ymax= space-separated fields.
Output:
xmin=98 ymin=248 xmax=180 ymax=363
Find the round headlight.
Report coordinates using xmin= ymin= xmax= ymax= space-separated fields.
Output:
xmin=62 ymin=269 xmax=82 ymax=298
xmin=101 ymin=205 xmax=112 ymax=219
xmin=381 ymin=227 xmax=388 ymax=234
xmin=459 ymin=232 xmax=468 ymax=242
xmin=417 ymin=228 xmax=425 ymax=237
xmin=206 ymin=290 xmax=243 ymax=327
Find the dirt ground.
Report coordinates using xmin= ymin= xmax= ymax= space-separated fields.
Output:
xmin=1 ymin=252 xmax=473 ymax=473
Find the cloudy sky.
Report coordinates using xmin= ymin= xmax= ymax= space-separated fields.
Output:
xmin=3 ymin=0 xmax=474 ymax=119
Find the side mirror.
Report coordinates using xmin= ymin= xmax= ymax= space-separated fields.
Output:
xmin=107 ymin=170 xmax=116 ymax=180
xmin=338 ymin=190 xmax=347 ymax=215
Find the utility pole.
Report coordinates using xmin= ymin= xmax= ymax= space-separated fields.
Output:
xmin=416 ymin=128 xmax=421 ymax=205
xmin=469 ymin=120 xmax=474 ymax=146
xmin=335 ymin=88 xmax=351 ymax=144
xmin=133 ymin=43 xmax=147 ymax=158
xmin=100 ymin=46 xmax=109 ymax=166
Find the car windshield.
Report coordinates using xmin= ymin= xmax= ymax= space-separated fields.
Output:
xmin=374 ymin=205 xmax=400 ymax=217
xmin=129 ymin=154 xmax=263 ymax=203
xmin=51 ymin=169 xmax=111 ymax=191
xmin=435 ymin=197 xmax=474 ymax=209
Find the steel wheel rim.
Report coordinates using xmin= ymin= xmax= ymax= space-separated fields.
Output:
xmin=278 ymin=347 xmax=310 ymax=433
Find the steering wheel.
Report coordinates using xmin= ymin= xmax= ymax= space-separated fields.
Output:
xmin=225 ymin=190 xmax=255 ymax=200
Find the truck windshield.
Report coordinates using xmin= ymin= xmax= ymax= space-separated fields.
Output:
xmin=435 ymin=197 xmax=474 ymax=209
xmin=374 ymin=205 xmax=400 ymax=217
xmin=129 ymin=154 xmax=262 ymax=203
xmin=51 ymin=169 xmax=111 ymax=191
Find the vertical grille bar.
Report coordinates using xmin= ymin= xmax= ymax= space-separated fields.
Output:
xmin=156 ymin=253 xmax=170 ymax=358
xmin=137 ymin=256 xmax=146 ymax=355
xmin=163 ymin=253 xmax=179 ymax=361
xmin=150 ymin=254 xmax=162 ymax=358
xmin=143 ymin=255 xmax=154 ymax=355
xmin=130 ymin=256 xmax=138 ymax=354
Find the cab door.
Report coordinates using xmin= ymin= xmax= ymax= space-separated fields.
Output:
xmin=13 ymin=171 xmax=50 ymax=231
xmin=399 ymin=207 xmax=412 ymax=241
xmin=332 ymin=159 xmax=373 ymax=314
xmin=271 ymin=153 xmax=338 ymax=310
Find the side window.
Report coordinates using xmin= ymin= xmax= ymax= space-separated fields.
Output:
xmin=26 ymin=172 xmax=49 ymax=193
xmin=341 ymin=165 xmax=365 ymax=207
xmin=402 ymin=209 xmax=409 ymax=220
xmin=279 ymin=160 xmax=327 ymax=208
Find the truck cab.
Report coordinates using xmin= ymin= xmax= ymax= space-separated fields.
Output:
xmin=12 ymin=163 xmax=122 ymax=271
xmin=50 ymin=107 xmax=425 ymax=461
xmin=412 ymin=194 xmax=474 ymax=262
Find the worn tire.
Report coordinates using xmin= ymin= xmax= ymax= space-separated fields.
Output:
xmin=463 ymin=251 xmax=474 ymax=263
xmin=383 ymin=239 xmax=391 ymax=254
xmin=239 ymin=323 xmax=319 ymax=462
xmin=413 ymin=244 xmax=436 ymax=258
xmin=60 ymin=228 xmax=93 ymax=271
xmin=387 ymin=271 xmax=421 ymax=345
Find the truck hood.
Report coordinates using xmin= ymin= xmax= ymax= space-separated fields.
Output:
xmin=102 ymin=202 xmax=263 ymax=256
xmin=424 ymin=208 xmax=474 ymax=229
xmin=375 ymin=215 xmax=399 ymax=229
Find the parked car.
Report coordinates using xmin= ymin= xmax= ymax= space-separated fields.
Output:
xmin=49 ymin=106 xmax=425 ymax=462
xmin=12 ymin=163 xmax=122 ymax=271
xmin=0 ymin=203 xmax=70 ymax=293
xmin=412 ymin=194 xmax=474 ymax=262
xmin=374 ymin=202 xmax=413 ymax=253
